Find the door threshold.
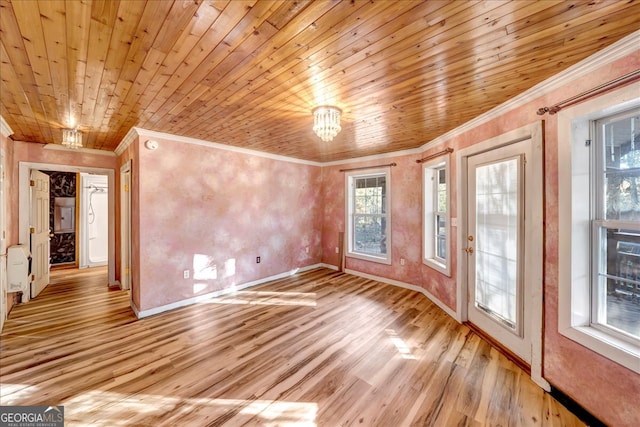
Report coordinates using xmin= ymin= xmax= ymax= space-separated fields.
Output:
xmin=465 ymin=321 xmax=531 ymax=375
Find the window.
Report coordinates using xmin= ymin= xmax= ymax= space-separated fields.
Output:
xmin=423 ymin=157 xmax=450 ymax=275
xmin=592 ymin=109 xmax=640 ymax=344
xmin=346 ymin=168 xmax=391 ymax=264
xmin=558 ymin=86 xmax=640 ymax=374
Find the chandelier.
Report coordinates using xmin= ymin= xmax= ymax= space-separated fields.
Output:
xmin=313 ymin=106 xmax=341 ymax=142
xmin=62 ymin=128 xmax=82 ymax=149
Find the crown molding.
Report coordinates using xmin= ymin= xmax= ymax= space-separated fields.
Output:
xmin=114 ymin=127 xmax=139 ymax=156
xmin=416 ymin=29 xmax=640 ymax=153
xmin=130 ymin=127 xmax=324 ymax=167
xmin=0 ymin=116 xmax=14 ymax=138
xmin=43 ymin=143 xmax=116 ymax=157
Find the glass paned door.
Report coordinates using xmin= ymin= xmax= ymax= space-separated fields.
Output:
xmin=466 ymin=140 xmax=530 ymax=363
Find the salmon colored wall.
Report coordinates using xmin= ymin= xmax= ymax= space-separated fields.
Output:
xmin=134 ymin=137 xmax=323 ymax=312
xmin=2 ymin=135 xmax=15 ymax=249
xmin=9 ymin=141 xmax=118 ymax=246
xmin=320 ymin=53 xmax=640 ymax=426
xmin=1 ymin=134 xmax=17 ymax=314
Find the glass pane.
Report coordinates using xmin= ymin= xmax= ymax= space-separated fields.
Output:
xmin=597 ymin=227 xmax=640 ymax=339
xmin=354 ymin=176 xmax=385 ymax=215
xmin=354 ymin=214 xmax=387 ymax=255
xmin=475 ymin=158 xmax=519 ymax=329
xmin=436 ymin=167 xmax=446 ymax=213
xmin=604 ymin=114 xmax=640 ymax=221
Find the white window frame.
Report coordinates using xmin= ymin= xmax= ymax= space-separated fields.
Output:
xmin=423 ymin=156 xmax=451 ymax=276
xmin=558 ymin=81 xmax=640 ymax=374
xmin=345 ymin=167 xmax=391 ymax=265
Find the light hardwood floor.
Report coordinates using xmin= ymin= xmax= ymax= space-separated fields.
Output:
xmin=0 ymin=267 xmax=584 ymax=426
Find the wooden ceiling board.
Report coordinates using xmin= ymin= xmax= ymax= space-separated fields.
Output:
xmin=1 ymin=0 xmax=639 ymax=162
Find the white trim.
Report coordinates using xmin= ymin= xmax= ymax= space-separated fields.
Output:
xmin=134 ymin=263 xmax=330 ymax=318
xmin=416 ymin=30 xmax=640 ymax=154
xmin=422 ymin=156 xmax=451 ymax=277
xmin=557 ymin=83 xmax=640 ymax=374
xmin=0 ymin=116 xmax=14 ymax=138
xmin=120 ymin=160 xmax=132 ymax=291
xmin=114 ymin=127 xmax=138 ymax=156
xmin=456 ymin=122 xmax=548 ymax=390
xmin=18 ymin=162 xmax=118 ymax=288
xmin=118 ymin=127 xmax=323 ymax=167
xmin=344 ymin=268 xmax=459 ymax=321
xmin=43 ymin=143 xmax=116 ymax=157
xmin=345 ymin=167 xmax=392 ymax=265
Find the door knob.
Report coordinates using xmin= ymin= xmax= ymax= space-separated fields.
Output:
xmin=465 ymin=247 xmax=474 ymax=254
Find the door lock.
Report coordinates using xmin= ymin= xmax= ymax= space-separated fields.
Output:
xmin=467 ymin=235 xmax=474 ymax=241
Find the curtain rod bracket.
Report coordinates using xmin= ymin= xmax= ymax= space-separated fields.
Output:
xmin=339 ymin=163 xmax=397 ymax=173
xmin=537 ymin=69 xmax=640 ymax=116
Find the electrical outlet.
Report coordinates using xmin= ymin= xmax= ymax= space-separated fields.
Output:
xmin=305 ymin=246 xmax=309 ymax=253
xmin=400 ymin=258 xmax=405 ymax=266
xmin=183 ymin=270 xmax=190 ymax=279
xmin=335 ymin=247 xmax=339 ymax=253
xmin=256 ymin=256 xmax=261 ymax=263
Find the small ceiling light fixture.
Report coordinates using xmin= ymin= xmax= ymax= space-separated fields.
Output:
xmin=313 ymin=105 xmax=342 ymax=142
xmin=62 ymin=128 xmax=82 ymax=149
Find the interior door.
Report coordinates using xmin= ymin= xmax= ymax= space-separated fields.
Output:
xmin=30 ymin=169 xmax=50 ymax=298
xmin=465 ymin=140 xmax=531 ymax=364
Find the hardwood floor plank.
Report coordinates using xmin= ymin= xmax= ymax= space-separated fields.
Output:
xmin=0 ymin=267 xmax=585 ymax=426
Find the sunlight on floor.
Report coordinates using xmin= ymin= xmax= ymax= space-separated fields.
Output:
xmin=0 ymin=383 xmax=42 ymax=404
xmin=57 ymin=390 xmax=317 ymax=426
xmin=385 ymin=329 xmax=416 ymax=360
xmin=203 ymin=290 xmax=317 ymax=307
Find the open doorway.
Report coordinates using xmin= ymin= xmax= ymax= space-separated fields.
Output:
xmin=79 ymin=173 xmax=109 ymax=268
xmin=18 ymin=162 xmax=117 ymax=302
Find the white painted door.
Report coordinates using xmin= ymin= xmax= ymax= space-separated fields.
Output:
xmin=465 ymin=140 xmax=531 ymax=364
xmin=30 ymin=170 xmax=50 ymax=298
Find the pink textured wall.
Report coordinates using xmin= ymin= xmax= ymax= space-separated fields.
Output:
xmin=1 ymin=134 xmax=15 ymax=249
xmin=134 ymin=137 xmax=323 ymax=311
xmin=320 ymin=53 xmax=640 ymax=426
xmin=9 ymin=141 xmax=118 ymax=247
xmin=2 ymin=134 xmax=17 ymax=314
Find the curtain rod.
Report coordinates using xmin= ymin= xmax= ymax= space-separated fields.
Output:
xmin=537 ymin=69 xmax=640 ymax=116
xmin=416 ymin=148 xmax=453 ymax=164
xmin=339 ymin=162 xmax=397 ymax=172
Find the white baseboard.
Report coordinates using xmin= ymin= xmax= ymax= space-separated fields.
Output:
xmin=344 ymin=268 xmax=460 ymax=322
xmin=134 ymin=263 xmax=331 ymax=319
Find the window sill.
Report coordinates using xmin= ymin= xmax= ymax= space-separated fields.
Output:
xmin=423 ymin=258 xmax=450 ymax=277
xmin=346 ymin=252 xmax=391 ymax=265
xmin=560 ymin=324 xmax=640 ymax=374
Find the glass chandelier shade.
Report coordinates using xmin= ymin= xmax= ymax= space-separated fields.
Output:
xmin=313 ymin=106 xmax=342 ymax=142
xmin=62 ymin=128 xmax=82 ymax=149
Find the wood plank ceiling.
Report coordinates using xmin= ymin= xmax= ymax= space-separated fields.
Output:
xmin=1 ymin=0 xmax=639 ymax=162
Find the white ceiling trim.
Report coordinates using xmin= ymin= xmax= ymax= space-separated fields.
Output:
xmin=43 ymin=143 xmax=116 ymax=157
xmin=0 ymin=116 xmax=14 ymax=138
xmin=121 ymin=127 xmax=324 ymax=167
xmin=414 ymin=29 xmax=640 ymax=155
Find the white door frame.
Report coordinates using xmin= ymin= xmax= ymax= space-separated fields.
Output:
xmin=18 ymin=162 xmax=117 ymax=287
xmin=79 ymin=173 xmax=109 ymax=268
xmin=456 ymin=122 xmax=549 ymax=391
xmin=120 ymin=160 xmax=132 ymax=291
xmin=0 ymin=147 xmax=6 ymax=331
